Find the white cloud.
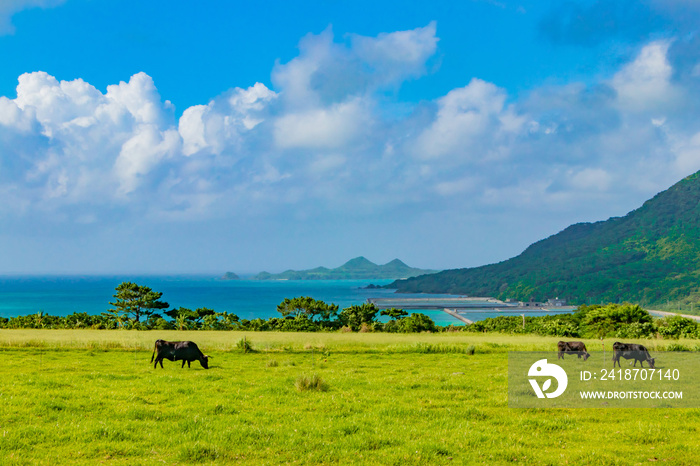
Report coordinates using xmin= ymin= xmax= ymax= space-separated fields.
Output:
xmin=611 ymin=41 xmax=680 ymax=113
xmin=413 ymin=78 xmax=526 ymax=160
xmin=3 ymin=29 xmax=700 ymax=243
xmin=114 ymin=127 xmax=180 ymax=194
xmin=271 ymin=23 xmax=439 ymax=109
xmin=568 ymin=168 xmax=613 ymax=192
xmin=0 ymin=96 xmax=35 ymax=131
xmin=672 ymin=131 xmax=700 ymax=175
xmin=178 ymin=82 xmax=276 ymax=156
xmin=351 ymin=21 xmax=439 ymax=85
xmin=0 ymin=71 xmax=179 ymax=206
xmin=274 ymin=98 xmax=369 ymax=150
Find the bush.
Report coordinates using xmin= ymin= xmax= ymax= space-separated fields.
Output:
xmin=409 ymin=343 xmax=469 ymax=354
xmin=657 ymin=316 xmax=699 ymax=339
xmin=236 ymin=338 xmax=255 ymax=353
xmin=466 ymin=345 xmax=476 ymax=355
xmin=295 ymin=374 xmax=328 ymax=392
xmin=535 ymin=318 xmax=580 ymax=337
xmin=398 ymin=313 xmax=437 ymax=333
xmin=665 ymin=343 xmax=691 ymax=352
xmin=583 ymin=303 xmax=652 ymax=338
xmin=339 ymin=303 xmax=379 ymax=331
xmin=266 ymin=359 xmax=279 ymax=367
xmin=615 ymin=322 xmax=657 ymax=339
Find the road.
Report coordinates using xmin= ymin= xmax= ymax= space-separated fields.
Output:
xmin=648 ymin=310 xmax=700 ymax=322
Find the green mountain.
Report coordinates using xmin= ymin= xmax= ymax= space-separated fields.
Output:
xmin=389 ymin=171 xmax=700 ymax=306
xmin=252 ymin=257 xmax=438 ymax=280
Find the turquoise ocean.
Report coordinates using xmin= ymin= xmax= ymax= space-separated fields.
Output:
xmin=0 ymin=276 xmax=572 ymax=326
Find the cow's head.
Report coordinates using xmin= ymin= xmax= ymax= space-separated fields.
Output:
xmin=200 ymin=355 xmax=210 ymax=369
xmin=583 ymin=352 xmax=591 ymax=361
xmin=647 ymin=357 xmax=655 ymax=369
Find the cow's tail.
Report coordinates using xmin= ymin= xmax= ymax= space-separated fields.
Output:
xmin=150 ymin=341 xmax=157 ymax=363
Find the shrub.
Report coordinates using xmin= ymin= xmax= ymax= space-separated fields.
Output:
xmin=466 ymin=345 xmax=476 ymax=355
xmin=615 ymin=322 xmax=657 ymax=339
xmin=338 ymin=303 xmax=378 ymax=331
xmin=535 ymin=318 xmax=580 ymax=337
xmin=398 ymin=313 xmax=437 ymax=333
xmin=295 ymin=374 xmax=328 ymax=392
xmin=665 ymin=343 xmax=691 ymax=352
xmin=266 ymin=359 xmax=279 ymax=367
xmin=657 ymin=316 xmax=699 ymax=339
xmin=410 ymin=343 xmax=468 ymax=354
xmin=583 ymin=303 xmax=652 ymax=338
xmin=274 ymin=315 xmax=320 ymax=332
xmin=236 ymin=338 xmax=255 ymax=353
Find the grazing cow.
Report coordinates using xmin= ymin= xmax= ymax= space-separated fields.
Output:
xmin=557 ymin=341 xmax=591 ymax=361
xmin=612 ymin=342 xmax=655 ymax=368
xmin=151 ymin=340 xmax=210 ymax=369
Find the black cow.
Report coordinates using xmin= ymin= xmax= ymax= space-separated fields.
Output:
xmin=151 ymin=340 xmax=210 ymax=369
xmin=612 ymin=342 xmax=655 ymax=368
xmin=557 ymin=341 xmax=591 ymax=361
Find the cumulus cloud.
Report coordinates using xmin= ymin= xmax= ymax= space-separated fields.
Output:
xmin=350 ymin=21 xmax=439 ymax=85
xmin=271 ymin=22 xmax=438 ymax=107
xmin=611 ymin=40 xmax=679 ymax=112
xmin=413 ymin=78 xmax=526 ymax=160
xmin=274 ymin=97 xmax=369 ymax=150
xmin=1 ymin=71 xmax=181 ymax=207
xmin=2 ymin=23 xmax=700 ymax=238
xmin=178 ymin=82 xmax=277 ymax=156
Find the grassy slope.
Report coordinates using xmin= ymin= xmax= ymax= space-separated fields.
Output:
xmin=391 ymin=171 xmax=700 ymax=305
xmin=1 ymin=330 xmax=699 ymax=465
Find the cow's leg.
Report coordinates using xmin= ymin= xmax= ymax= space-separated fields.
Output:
xmin=187 ymin=361 xmax=191 ymax=368
xmin=181 ymin=360 xmax=186 ymax=368
xmin=613 ymin=356 xmax=620 ymax=368
xmin=159 ymin=358 xmax=164 ymax=369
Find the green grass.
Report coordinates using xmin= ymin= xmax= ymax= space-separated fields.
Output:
xmin=0 ymin=329 xmax=699 ymax=464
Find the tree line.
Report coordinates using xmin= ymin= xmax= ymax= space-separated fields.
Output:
xmin=2 ymin=282 xmax=699 ymax=339
xmin=0 ymin=282 xmax=438 ymax=332
xmin=464 ymin=303 xmax=700 ymax=340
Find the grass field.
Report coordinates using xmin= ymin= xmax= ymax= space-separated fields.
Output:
xmin=1 ymin=330 xmax=699 ymax=464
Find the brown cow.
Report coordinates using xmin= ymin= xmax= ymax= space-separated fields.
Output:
xmin=612 ymin=342 xmax=655 ymax=368
xmin=557 ymin=341 xmax=591 ymax=361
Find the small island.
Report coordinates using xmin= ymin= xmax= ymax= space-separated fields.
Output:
xmin=220 ymin=272 xmax=241 ymax=280
xmin=247 ymin=256 xmax=438 ymax=280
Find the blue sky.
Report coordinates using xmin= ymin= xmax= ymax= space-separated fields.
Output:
xmin=1 ymin=0 xmax=700 ymax=274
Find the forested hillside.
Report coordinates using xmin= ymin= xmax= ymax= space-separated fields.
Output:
xmin=389 ymin=171 xmax=700 ymax=306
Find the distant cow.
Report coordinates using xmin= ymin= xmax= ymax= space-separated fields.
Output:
xmin=557 ymin=341 xmax=591 ymax=361
xmin=151 ymin=340 xmax=210 ymax=369
xmin=612 ymin=342 xmax=655 ymax=368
